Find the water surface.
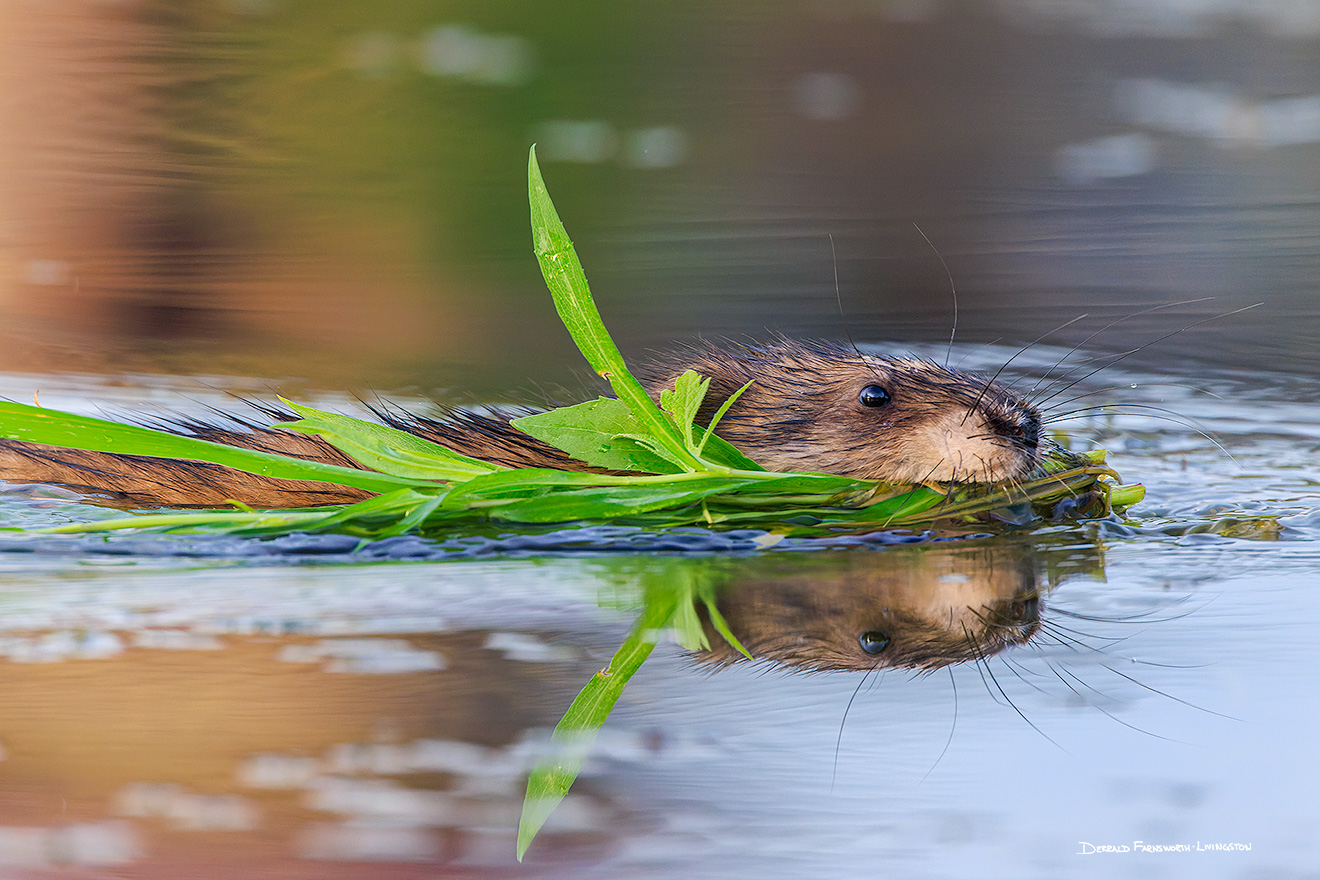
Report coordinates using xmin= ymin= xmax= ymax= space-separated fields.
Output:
xmin=0 ymin=352 xmax=1315 ymax=878
xmin=0 ymin=1 xmax=1317 ymax=876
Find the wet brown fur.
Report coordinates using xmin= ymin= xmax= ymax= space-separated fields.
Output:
xmin=644 ymin=338 xmax=1045 ymax=485
xmin=0 ymin=339 xmax=1045 ymax=509
xmin=694 ymin=543 xmax=1044 ymax=672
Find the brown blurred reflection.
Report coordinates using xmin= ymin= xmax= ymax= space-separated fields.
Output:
xmin=0 ymin=1 xmax=471 ymax=384
xmin=0 ymin=630 xmax=620 ymax=875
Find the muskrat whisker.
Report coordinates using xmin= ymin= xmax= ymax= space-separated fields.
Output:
xmin=1035 ymin=625 xmax=1136 ymax=658
xmin=908 ymin=222 xmax=959 ymax=367
xmin=1028 ymin=624 xmax=1102 ymax=654
xmin=968 ymin=645 xmax=1008 ymax=707
xmin=1014 ymin=466 xmax=1085 ymax=503
xmin=1037 ymin=617 xmax=1135 ymax=645
xmin=1099 ymin=663 xmax=1241 ymax=721
xmin=1045 ymin=404 xmax=1238 ymax=466
xmin=997 ymin=655 xmax=1058 ymax=697
xmin=882 ymin=457 xmax=953 ymax=527
xmin=1049 ymin=402 xmax=1210 ymax=423
xmin=1038 ymin=630 xmax=1214 ymax=671
xmin=1030 ymin=302 xmax=1262 ymax=410
xmin=962 ymin=603 xmax=990 ymax=624
xmin=832 ymin=662 xmax=882 ymax=793
xmin=962 ymin=313 xmax=1090 ymax=426
xmin=1050 ymin=597 xmax=1202 ymax=626
xmin=997 ymin=468 xmax=1031 ymax=504
xmin=1044 ymin=663 xmax=1197 ymax=745
xmin=1023 ymin=298 xmax=1215 ymax=399
xmin=918 ymin=666 xmax=959 ymax=784
xmin=1000 ymin=652 xmax=1053 ymax=681
xmin=1046 ymin=382 xmax=1227 ymax=413
xmin=1029 ymin=347 xmax=1149 ymax=405
xmin=1034 ymin=609 xmax=1150 ymax=648
xmin=1044 ymin=659 xmax=1125 ymax=704
xmin=972 ymin=453 xmax=992 ymax=486
xmin=978 ymin=652 xmax=1069 ymax=752
xmin=825 ymin=234 xmax=893 ymax=391
xmin=1034 ymin=618 xmax=1213 ymax=670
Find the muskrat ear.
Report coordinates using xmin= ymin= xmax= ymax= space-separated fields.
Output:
xmin=858 ymin=385 xmax=891 ymax=408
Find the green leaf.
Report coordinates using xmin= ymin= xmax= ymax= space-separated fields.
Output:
xmin=702 ymin=595 xmax=753 ymax=660
xmin=670 ymin=591 xmax=710 ymax=652
xmin=442 ymin=468 xmax=606 ymax=504
xmin=490 ymin=478 xmax=748 ymax=523
xmin=659 ymin=370 xmax=709 ymax=450
xmin=1108 ymin=482 xmax=1145 ymax=510
xmin=512 ymin=398 xmax=683 ymax=474
xmin=517 ymin=585 xmax=680 ymax=860
xmin=725 ymin=473 xmax=869 ymax=497
xmin=529 ymin=147 xmax=702 ymax=472
xmin=281 ymin=400 xmax=500 ymax=481
xmin=605 ymin=435 xmax=688 ymax=472
xmin=856 ymin=485 xmax=947 ymax=522
xmin=37 ymin=487 xmax=442 ymax=536
xmin=694 ymin=378 xmax=765 ymax=471
xmin=0 ymin=401 xmax=422 ymax=495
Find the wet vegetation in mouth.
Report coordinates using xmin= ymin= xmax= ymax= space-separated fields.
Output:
xmin=0 ymin=149 xmax=1147 ymax=858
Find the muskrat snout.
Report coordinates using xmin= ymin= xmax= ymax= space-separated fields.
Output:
xmin=988 ymin=406 xmax=1042 ymax=453
xmin=646 ymin=340 xmax=1046 ymax=487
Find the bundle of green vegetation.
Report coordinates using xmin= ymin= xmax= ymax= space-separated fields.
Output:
xmin=0 ymin=149 xmax=1141 ymax=542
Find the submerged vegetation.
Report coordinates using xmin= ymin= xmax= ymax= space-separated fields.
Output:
xmin=0 ymin=148 xmax=1144 ymax=856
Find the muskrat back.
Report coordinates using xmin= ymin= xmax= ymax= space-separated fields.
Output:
xmin=0 ymin=339 xmax=1046 ymax=509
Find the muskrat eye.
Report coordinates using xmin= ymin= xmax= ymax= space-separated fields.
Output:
xmin=858 ymin=385 xmax=891 ymax=408
xmin=858 ymin=630 xmax=891 ymax=654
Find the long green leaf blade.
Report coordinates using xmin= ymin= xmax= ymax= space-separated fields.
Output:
xmin=517 ymin=588 xmax=679 ymax=860
xmin=528 ymin=147 xmax=702 ymax=471
xmin=0 ymin=401 xmax=421 ymax=495
xmin=281 ymin=400 xmax=500 ymax=480
xmin=490 ymin=479 xmax=747 ymax=523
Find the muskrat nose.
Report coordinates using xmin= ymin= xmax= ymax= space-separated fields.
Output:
xmin=1018 ymin=409 xmax=1042 ymax=451
xmin=1010 ymin=594 xmax=1040 ymax=624
xmin=989 ymin=406 xmax=1042 ymax=450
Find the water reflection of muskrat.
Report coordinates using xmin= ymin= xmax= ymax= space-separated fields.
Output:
xmin=697 ymin=544 xmax=1044 ymax=672
xmin=0 ymin=339 xmax=1046 ymax=508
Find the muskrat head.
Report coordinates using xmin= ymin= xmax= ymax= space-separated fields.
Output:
xmin=693 ymin=543 xmax=1046 ymax=672
xmin=645 ymin=339 xmax=1044 ymax=485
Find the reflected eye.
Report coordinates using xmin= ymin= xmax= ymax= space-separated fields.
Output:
xmin=858 ymin=385 xmax=891 ymax=408
xmin=858 ymin=630 xmax=891 ymax=654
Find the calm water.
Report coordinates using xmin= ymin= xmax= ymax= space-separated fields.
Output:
xmin=0 ymin=1 xmax=1318 ymax=877
xmin=0 ymin=350 xmax=1315 ymax=879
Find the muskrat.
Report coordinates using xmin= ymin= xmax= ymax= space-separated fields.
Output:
xmin=694 ymin=542 xmax=1045 ymax=672
xmin=0 ymin=339 xmax=1047 ymax=509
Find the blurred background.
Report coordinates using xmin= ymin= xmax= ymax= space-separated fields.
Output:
xmin=1 ymin=0 xmax=1317 ymax=397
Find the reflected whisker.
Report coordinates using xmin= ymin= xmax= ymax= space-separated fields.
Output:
xmin=919 ymin=664 xmax=960 ymax=784
xmin=831 ymin=664 xmax=879 ymax=793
